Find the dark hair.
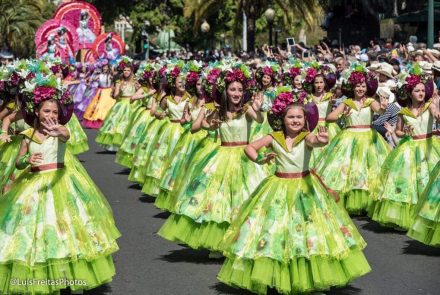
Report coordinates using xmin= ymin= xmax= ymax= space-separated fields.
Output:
xmin=311 ymin=74 xmax=327 ymax=93
xmin=219 ymin=80 xmax=244 ymax=121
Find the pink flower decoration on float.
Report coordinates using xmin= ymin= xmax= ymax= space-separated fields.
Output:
xmin=348 ymin=71 xmax=366 ymax=85
xmin=305 ymin=68 xmax=318 ymax=83
xmin=33 ymin=86 xmax=57 ymax=104
xmin=405 ymin=74 xmax=421 ymax=91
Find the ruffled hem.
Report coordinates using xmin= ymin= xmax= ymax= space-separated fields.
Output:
xmin=128 ymin=165 xmax=146 ymax=184
xmin=82 ymin=119 xmax=103 ymax=129
xmin=154 ymin=189 xmax=173 ymax=212
xmin=141 ymin=176 xmax=160 ymax=197
xmin=67 ymin=142 xmax=89 ymax=155
xmin=407 ymin=216 xmax=440 ymax=247
xmin=369 ymin=200 xmax=416 ymax=230
xmin=115 ymin=151 xmax=134 ymax=169
xmin=158 ymin=214 xmax=228 ymax=252
xmin=0 ymin=255 xmax=116 ymax=294
xmin=342 ymin=190 xmax=371 ymax=215
xmin=217 ymin=251 xmax=371 ymax=295
xmin=95 ymin=133 xmax=123 ymax=151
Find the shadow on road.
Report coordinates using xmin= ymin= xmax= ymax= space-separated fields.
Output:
xmin=153 ymin=211 xmax=170 ymax=219
xmin=359 ymin=219 xmax=405 ymax=235
xmin=115 ymin=169 xmax=130 ymax=175
xmin=60 ymin=283 xmax=112 ymax=294
xmin=138 ymin=195 xmax=155 ymax=203
xmin=210 ymin=282 xmax=255 ymax=295
xmin=402 ymin=240 xmax=440 ymax=256
xmin=327 ymin=285 xmax=362 ymax=294
xmin=159 ymin=248 xmax=224 ymax=265
xmin=95 ymin=151 xmax=116 ymax=155
xmin=128 ymin=184 xmax=141 ymax=190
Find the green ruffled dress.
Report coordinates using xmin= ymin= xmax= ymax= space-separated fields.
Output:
xmin=369 ymin=102 xmax=440 ymax=229
xmin=217 ymin=131 xmax=370 ymax=294
xmin=314 ymin=98 xmax=391 ymax=215
xmin=0 ymin=129 xmax=120 ymax=294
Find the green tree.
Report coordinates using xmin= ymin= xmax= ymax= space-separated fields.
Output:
xmin=184 ymin=0 xmax=319 ymax=51
xmin=0 ymin=0 xmax=49 ymax=57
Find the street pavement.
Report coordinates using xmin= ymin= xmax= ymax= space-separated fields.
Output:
xmin=76 ymin=129 xmax=440 ymax=295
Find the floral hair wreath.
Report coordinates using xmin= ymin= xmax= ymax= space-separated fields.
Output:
xmin=302 ymin=62 xmax=337 ymax=94
xmin=217 ymin=63 xmax=256 ymax=97
xmin=185 ymin=60 xmax=203 ymax=95
xmin=341 ymin=63 xmax=378 ymax=98
xmin=163 ymin=60 xmax=186 ymax=89
xmin=255 ymin=62 xmax=280 ymax=85
xmin=117 ymin=55 xmax=134 ymax=71
xmin=136 ymin=62 xmax=155 ymax=82
xmin=282 ymin=59 xmax=303 ymax=86
xmin=202 ymin=66 xmax=223 ymax=102
xmin=268 ymin=86 xmax=318 ymax=132
xmin=396 ymin=63 xmax=433 ymax=103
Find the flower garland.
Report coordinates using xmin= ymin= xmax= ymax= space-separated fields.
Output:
xmin=117 ymin=55 xmax=134 ymax=71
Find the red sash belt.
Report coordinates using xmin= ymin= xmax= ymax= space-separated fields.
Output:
xmin=221 ymin=141 xmax=248 ymax=147
xmin=275 ymin=170 xmax=310 ymax=179
xmin=31 ymin=163 xmax=65 ymax=172
xmin=318 ymin=118 xmax=326 ymax=122
xmin=170 ymin=119 xmax=181 ymax=123
xmin=346 ymin=125 xmax=371 ymax=129
xmin=413 ymin=133 xmax=433 ymax=140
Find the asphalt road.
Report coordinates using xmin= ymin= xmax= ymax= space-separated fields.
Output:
xmin=76 ymin=129 xmax=440 ymax=295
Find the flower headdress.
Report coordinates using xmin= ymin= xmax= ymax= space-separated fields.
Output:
xmin=282 ymin=60 xmax=304 ymax=86
xmin=255 ymin=61 xmax=280 ymax=86
xmin=396 ymin=63 xmax=433 ymax=105
xmin=202 ymin=64 xmax=223 ymax=102
xmin=184 ymin=60 xmax=203 ymax=95
xmin=341 ymin=63 xmax=378 ymax=97
xmin=136 ymin=62 xmax=155 ymax=83
xmin=163 ymin=60 xmax=185 ymax=89
xmin=117 ymin=55 xmax=134 ymax=71
xmin=217 ymin=63 xmax=256 ymax=99
xmin=20 ymin=73 xmax=73 ymax=125
xmin=267 ymin=86 xmax=318 ymax=132
xmin=302 ymin=61 xmax=337 ymax=94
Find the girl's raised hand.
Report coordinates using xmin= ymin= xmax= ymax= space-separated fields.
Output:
xmin=41 ymin=118 xmax=63 ymax=137
xmin=316 ymin=126 xmax=329 ymax=143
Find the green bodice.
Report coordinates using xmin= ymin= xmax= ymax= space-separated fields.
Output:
xmin=343 ymin=98 xmax=375 ymax=127
xmin=400 ymin=102 xmax=434 ymax=136
xmin=220 ymin=114 xmax=252 ymax=143
xmin=270 ymin=131 xmax=311 ymax=173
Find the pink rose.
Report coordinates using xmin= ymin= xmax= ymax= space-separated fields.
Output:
xmin=305 ymin=68 xmax=318 ymax=83
xmin=186 ymin=71 xmax=199 ymax=86
xmin=289 ymin=68 xmax=301 ymax=77
xmin=262 ymin=67 xmax=274 ymax=77
xmin=9 ymin=72 xmax=20 ymax=86
xmin=348 ymin=71 xmax=366 ymax=85
xmin=405 ymin=74 xmax=421 ymax=92
xmin=26 ymin=72 xmax=35 ymax=81
xmin=33 ymin=86 xmax=57 ymax=104
xmin=170 ymin=67 xmax=181 ymax=78
xmin=159 ymin=66 xmax=167 ymax=77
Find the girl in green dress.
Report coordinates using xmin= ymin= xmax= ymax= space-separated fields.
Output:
xmin=218 ymin=87 xmax=370 ymax=294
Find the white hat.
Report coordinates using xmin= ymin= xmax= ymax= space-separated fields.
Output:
xmin=428 ymin=49 xmax=440 ymax=57
xmin=433 ymin=60 xmax=440 ymax=72
xmin=377 ymin=86 xmax=395 ymax=103
xmin=376 ymin=63 xmax=396 ymax=79
xmin=418 ymin=61 xmax=433 ymax=74
xmin=368 ymin=62 xmax=381 ymax=71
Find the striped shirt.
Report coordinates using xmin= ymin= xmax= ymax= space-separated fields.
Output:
xmin=372 ymin=102 xmax=401 ymax=127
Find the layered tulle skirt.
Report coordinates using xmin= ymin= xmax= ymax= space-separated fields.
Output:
xmin=0 ymin=136 xmax=22 ymax=196
xmin=128 ymin=118 xmax=168 ymax=184
xmin=155 ymin=128 xmax=209 ymax=211
xmin=158 ymin=145 xmax=269 ymax=251
xmin=369 ymin=136 xmax=440 ymax=229
xmin=65 ymin=114 xmax=89 ymax=155
xmin=407 ymin=162 xmax=440 ymax=247
xmin=141 ymin=121 xmax=186 ymax=196
xmin=217 ymin=172 xmax=370 ymax=294
xmin=82 ymin=88 xmax=116 ymax=129
xmin=310 ymin=121 xmax=341 ymax=167
xmin=115 ymin=108 xmax=154 ymax=168
xmin=314 ymin=128 xmax=391 ymax=215
xmin=95 ymin=98 xmax=141 ymax=151
xmin=0 ymin=154 xmax=120 ymax=294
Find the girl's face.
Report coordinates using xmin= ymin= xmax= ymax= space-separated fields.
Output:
xmin=293 ymin=75 xmax=302 ymax=89
xmin=176 ymin=76 xmax=186 ymax=93
xmin=354 ymin=82 xmax=367 ymax=98
xmin=284 ymin=106 xmax=306 ymax=133
xmin=36 ymin=100 xmax=59 ymax=124
xmin=262 ymin=74 xmax=272 ymax=87
xmin=123 ymin=67 xmax=132 ymax=78
xmin=196 ymin=78 xmax=203 ymax=96
xmin=227 ymin=81 xmax=244 ymax=106
xmin=103 ymin=65 xmax=109 ymax=73
xmin=411 ymin=83 xmax=425 ymax=103
xmin=313 ymin=76 xmax=325 ymax=94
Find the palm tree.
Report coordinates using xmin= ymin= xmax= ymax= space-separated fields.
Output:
xmin=0 ymin=0 xmax=45 ymax=57
xmin=183 ymin=0 xmax=319 ymax=51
